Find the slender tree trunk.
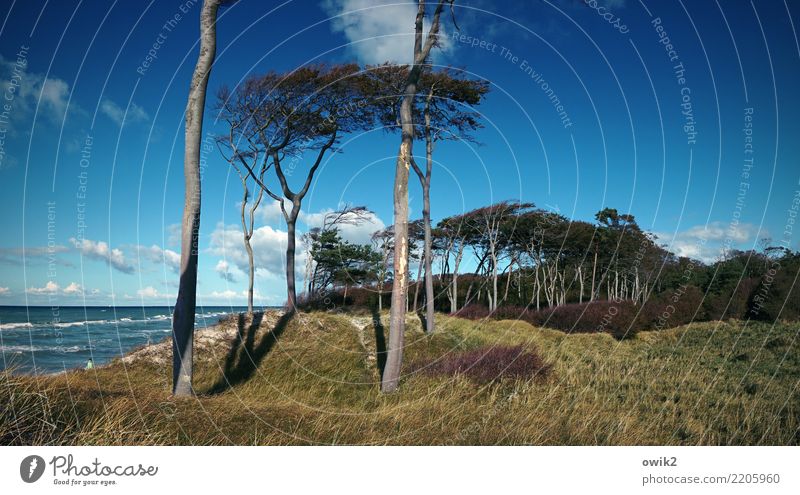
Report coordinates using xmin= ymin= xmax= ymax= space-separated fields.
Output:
xmin=413 ymin=257 xmax=423 ymax=312
xmin=245 ymin=235 xmax=255 ymax=314
xmin=420 ymin=89 xmax=435 ymax=333
xmin=382 ymin=0 xmax=448 ymax=394
xmin=286 ymin=210 xmax=298 ymax=311
xmin=172 ymin=0 xmax=221 ymax=397
xmin=590 ymin=248 xmax=598 ymax=301
xmin=422 ymin=180 xmax=434 ymax=333
xmin=450 ymin=244 xmax=463 ymax=313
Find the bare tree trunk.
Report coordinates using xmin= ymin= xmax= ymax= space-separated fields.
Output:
xmin=590 ymin=248 xmax=598 ymax=301
xmin=413 ymin=257 xmax=423 ymax=313
xmin=420 ymin=88 xmax=436 ymax=333
xmin=422 ymin=180 xmax=434 ymax=332
xmin=172 ymin=0 xmax=221 ymax=397
xmin=450 ymin=243 xmax=463 ymax=313
xmin=285 ymin=206 xmax=299 ymax=311
xmin=382 ymin=0 xmax=447 ymax=394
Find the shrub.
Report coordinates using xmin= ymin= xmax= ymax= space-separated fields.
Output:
xmin=749 ymin=270 xmax=800 ymax=322
xmin=703 ymin=277 xmax=760 ymax=321
xmin=454 ymin=304 xmax=491 ymax=320
xmin=529 ymin=300 xmax=643 ymax=339
xmin=411 ymin=345 xmax=551 ymax=385
xmin=642 ymin=285 xmax=705 ymax=329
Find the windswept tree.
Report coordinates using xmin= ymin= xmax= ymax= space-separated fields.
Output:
xmin=382 ymin=0 xmax=453 ymax=394
xmin=309 ymin=229 xmax=381 ymax=300
xmin=435 ymin=213 xmax=470 ymax=313
xmin=371 ymin=225 xmax=394 ymax=311
xmin=215 ymin=137 xmax=267 ymax=316
xmin=303 ymin=205 xmax=375 ymax=299
xmin=371 ymin=65 xmax=489 ymax=333
xmin=216 ymin=64 xmax=375 ymax=311
xmin=172 ymin=0 xmax=226 ymax=397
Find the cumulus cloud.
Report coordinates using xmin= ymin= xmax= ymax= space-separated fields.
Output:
xmin=63 ymin=282 xmax=83 ymax=295
xmin=100 ymin=98 xmax=149 ymax=126
xmin=208 ymin=222 xmax=296 ymax=281
xmin=26 ymin=281 xmax=92 ymax=296
xmin=70 ymin=237 xmax=134 ymax=274
xmin=135 ymin=244 xmax=181 ymax=273
xmin=215 ymin=259 xmax=242 ymax=282
xmin=322 ymin=0 xmax=452 ymax=64
xmin=136 ymin=286 xmax=160 ymax=298
xmin=209 ymin=289 xmax=238 ymax=299
xmin=26 ymin=281 xmax=60 ymax=294
xmin=655 ymin=221 xmax=763 ymax=264
xmin=255 ymin=199 xmax=286 ymax=224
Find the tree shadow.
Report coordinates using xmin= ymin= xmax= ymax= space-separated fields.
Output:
xmin=205 ymin=311 xmax=294 ymax=395
xmin=415 ymin=308 xmax=429 ymax=334
xmin=370 ymin=305 xmax=387 ymax=380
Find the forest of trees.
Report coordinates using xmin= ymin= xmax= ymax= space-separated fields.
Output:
xmin=298 ymin=202 xmax=800 ymax=330
xmin=171 ymin=0 xmax=799 ymax=396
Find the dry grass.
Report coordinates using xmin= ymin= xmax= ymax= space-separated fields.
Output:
xmin=1 ymin=310 xmax=798 ymax=445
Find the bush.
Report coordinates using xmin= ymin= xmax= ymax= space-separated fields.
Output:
xmin=529 ymin=300 xmax=643 ymax=339
xmin=456 ymin=301 xmax=644 ymax=339
xmin=454 ymin=304 xmax=491 ymax=320
xmin=410 ymin=345 xmax=551 ymax=385
xmin=703 ymin=277 xmax=759 ymax=321
xmin=642 ymin=285 xmax=705 ymax=329
xmin=749 ymin=270 xmax=800 ymax=322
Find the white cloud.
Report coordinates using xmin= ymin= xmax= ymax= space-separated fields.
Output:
xmin=208 ymin=222 xmax=297 ymax=281
xmin=0 ymin=245 xmax=71 ymax=265
xmin=26 ymin=281 xmax=60 ymax=294
xmin=135 ymin=244 xmax=181 ymax=273
xmin=255 ymin=199 xmax=286 ymax=224
xmin=655 ymin=221 xmax=763 ymax=264
xmin=100 ymin=98 xmax=149 ymax=126
xmin=322 ymin=0 xmax=452 ymax=64
xmin=0 ymin=53 xmax=75 ymax=124
xmin=70 ymin=237 xmax=134 ymax=274
xmin=136 ymin=286 xmax=160 ymax=298
xmin=166 ymin=223 xmax=182 ymax=247
xmin=209 ymin=289 xmax=238 ymax=299
xmin=63 ymin=282 xmax=83 ymax=295
xmin=215 ymin=259 xmax=243 ymax=282
xmin=0 ymin=287 xmax=10 ymax=295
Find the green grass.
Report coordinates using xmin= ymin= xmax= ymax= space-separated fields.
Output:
xmin=1 ymin=310 xmax=798 ymax=445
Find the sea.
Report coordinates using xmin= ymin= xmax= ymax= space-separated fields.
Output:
xmin=0 ymin=305 xmax=258 ymax=374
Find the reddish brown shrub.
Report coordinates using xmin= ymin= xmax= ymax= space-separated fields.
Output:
xmin=411 ymin=345 xmax=551 ymax=385
xmin=528 ymin=300 xmax=643 ymax=339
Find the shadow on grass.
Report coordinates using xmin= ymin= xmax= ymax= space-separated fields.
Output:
xmin=205 ymin=311 xmax=294 ymax=395
xmin=415 ymin=308 xmax=429 ymax=334
xmin=370 ymin=305 xmax=387 ymax=380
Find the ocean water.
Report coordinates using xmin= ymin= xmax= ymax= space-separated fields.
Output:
xmin=0 ymin=305 xmax=254 ymax=374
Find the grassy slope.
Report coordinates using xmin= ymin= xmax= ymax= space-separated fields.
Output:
xmin=1 ymin=311 xmax=798 ymax=445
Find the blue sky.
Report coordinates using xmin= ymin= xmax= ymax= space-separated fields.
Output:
xmin=0 ymin=0 xmax=798 ymax=307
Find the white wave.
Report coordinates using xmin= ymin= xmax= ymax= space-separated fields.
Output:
xmin=0 ymin=322 xmax=34 ymax=330
xmin=1 ymin=344 xmax=89 ymax=353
